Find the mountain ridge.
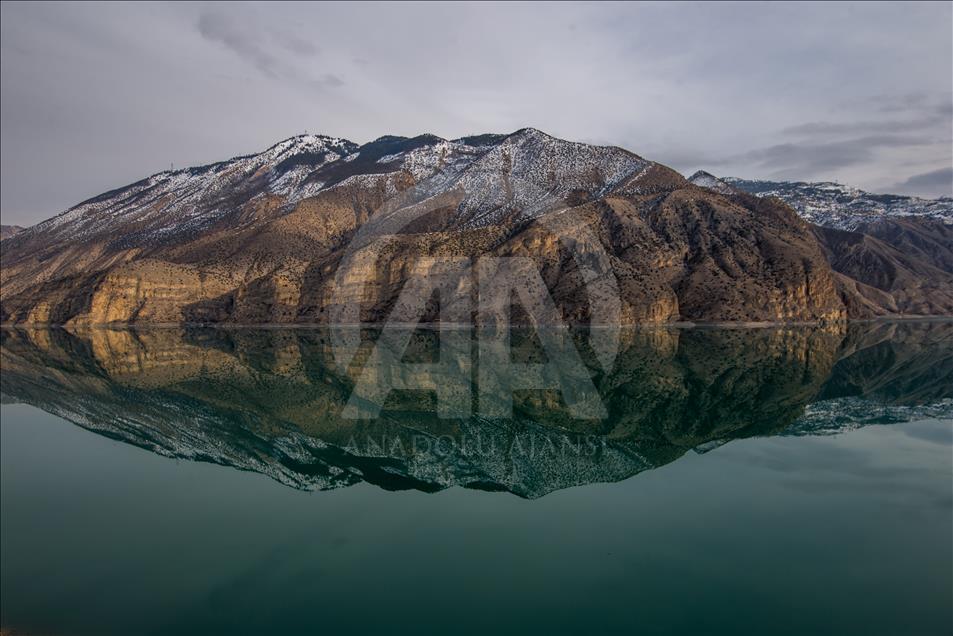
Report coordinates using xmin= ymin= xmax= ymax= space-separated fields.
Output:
xmin=690 ymin=172 xmax=953 ymax=230
xmin=2 ymin=129 xmax=951 ymax=325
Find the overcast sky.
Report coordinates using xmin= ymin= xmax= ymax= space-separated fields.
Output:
xmin=1 ymin=1 xmax=951 ymax=226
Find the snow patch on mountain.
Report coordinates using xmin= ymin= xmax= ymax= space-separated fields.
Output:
xmin=723 ymin=177 xmax=953 ymax=230
xmin=786 ymin=397 xmax=953 ymax=435
xmin=435 ymin=128 xmax=649 ymax=227
xmin=687 ymin=170 xmax=736 ymax=196
xmin=34 ymin=134 xmax=358 ymax=243
xmin=37 ymin=130 xmax=952 ymax=253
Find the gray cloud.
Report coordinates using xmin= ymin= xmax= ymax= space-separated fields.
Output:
xmin=311 ymin=73 xmax=345 ymax=89
xmin=781 ymin=96 xmax=952 ymax=139
xmin=197 ymin=12 xmax=279 ymax=77
xmin=0 ymin=2 xmax=951 ymax=226
xmin=274 ymin=31 xmax=319 ymax=58
xmin=892 ymin=167 xmax=953 ymax=198
xmin=196 ymin=10 xmax=324 ymax=80
xmin=715 ymin=135 xmax=937 ymax=180
xmin=783 ymin=115 xmax=947 ymax=137
xmin=719 ymin=91 xmax=953 ymax=190
xmin=869 ymin=92 xmax=934 ymax=113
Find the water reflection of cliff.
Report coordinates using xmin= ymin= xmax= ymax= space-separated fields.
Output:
xmin=1 ymin=322 xmax=951 ymax=498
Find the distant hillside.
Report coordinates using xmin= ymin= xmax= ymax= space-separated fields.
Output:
xmin=718 ymin=174 xmax=951 ymax=230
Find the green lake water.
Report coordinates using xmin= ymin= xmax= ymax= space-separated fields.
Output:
xmin=1 ymin=322 xmax=951 ymax=635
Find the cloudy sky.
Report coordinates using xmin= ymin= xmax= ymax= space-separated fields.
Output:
xmin=1 ymin=1 xmax=951 ymax=226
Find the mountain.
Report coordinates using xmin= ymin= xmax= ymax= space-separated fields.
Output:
xmin=2 ymin=129 xmax=951 ymax=325
xmin=685 ymin=170 xmax=735 ymax=196
xmin=687 ymin=170 xmax=953 ymax=317
xmin=855 ymin=216 xmax=953 ymax=272
xmin=714 ymin=175 xmax=953 ymax=230
xmin=811 ymin=220 xmax=953 ymax=316
xmin=2 ymin=323 xmax=949 ymax=498
xmin=0 ymin=224 xmax=25 ymax=241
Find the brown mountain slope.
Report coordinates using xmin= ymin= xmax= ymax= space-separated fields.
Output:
xmin=812 ymin=221 xmax=953 ymax=317
xmin=854 ymin=217 xmax=953 ymax=274
xmin=0 ymin=129 xmax=949 ymax=325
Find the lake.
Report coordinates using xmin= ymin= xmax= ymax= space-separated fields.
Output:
xmin=1 ymin=322 xmax=951 ymax=635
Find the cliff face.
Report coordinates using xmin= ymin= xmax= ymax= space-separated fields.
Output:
xmin=1 ymin=129 xmax=946 ymax=325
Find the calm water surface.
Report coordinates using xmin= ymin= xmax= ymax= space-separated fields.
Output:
xmin=1 ymin=323 xmax=951 ymax=635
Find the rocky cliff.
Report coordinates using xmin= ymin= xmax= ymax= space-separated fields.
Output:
xmin=2 ymin=130 xmax=949 ymax=324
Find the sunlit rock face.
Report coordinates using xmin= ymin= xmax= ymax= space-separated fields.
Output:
xmin=16 ymin=128 xmax=953 ymax=327
xmin=2 ymin=322 xmax=950 ymax=498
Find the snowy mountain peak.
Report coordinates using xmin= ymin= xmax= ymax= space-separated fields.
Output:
xmin=28 ymin=129 xmax=652 ymax=244
xmin=5 ymin=129 xmax=953 ymax=327
xmin=25 ymin=132 xmax=952 ymax=252
xmin=688 ymin=169 xmax=952 ymax=230
xmin=687 ymin=170 xmax=735 ymax=195
xmin=508 ymin=127 xmax=552 ymax=140
xmin=721 ymin=176 xmax=953 ymax=230
xmin=264 ymin=134 xmax=358 ymax=159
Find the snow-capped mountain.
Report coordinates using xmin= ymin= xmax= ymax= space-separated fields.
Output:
xmin=3 ymin=130 xmax=953 ymax=326
xmin=34 ymin=134 xmax=358 ymax=244
xmin=18 ymin=128 xmax=651 ymax=249
xmin=685 ymin=170 xmax=735 ymax=196
xmin=690 ymin=172 xmax=953 ymax=231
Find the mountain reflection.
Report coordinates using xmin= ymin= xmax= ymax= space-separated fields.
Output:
xmin=1 ymin=322 xmax=951 ymax=498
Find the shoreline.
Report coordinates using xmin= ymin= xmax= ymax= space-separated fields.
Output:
xmin=2 ymin=316 xmax=952 ymax=330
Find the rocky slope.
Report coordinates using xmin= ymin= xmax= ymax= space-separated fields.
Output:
xmin=0 ymin=224 xmax=24 ymax=241
xmin=688 ymin=171 xmax=953 ymax=317
xmin=811 ymin=222 xmax=953 ymax=317
xmin=2 ymin=131 xmax=950 ymax=324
